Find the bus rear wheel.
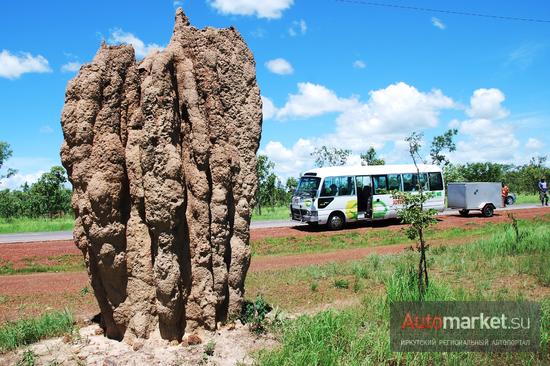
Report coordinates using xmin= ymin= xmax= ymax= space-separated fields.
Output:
xmin=327 ymin=212 xmax=345 ymax=230
xmin=458 ymin=209 xmax=469 ymax=217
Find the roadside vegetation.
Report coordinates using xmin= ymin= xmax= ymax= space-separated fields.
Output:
xmin=0 ymin=310 xmax=74 ymax=353
xmin=250 ymin=218 xmax=550 ymax=365
xmin=0 ymin=215 xmax=73 ymax=234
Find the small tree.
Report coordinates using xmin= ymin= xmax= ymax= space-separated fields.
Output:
xmin=29 ymin=166 xmax=71 ymax=217
xmin=285 ymin=177 xmax=298 ymax=193
xmin=310 ymin=146 xmax=351 ymax=167
xmin=430 ymin=129 xmax=457 ymax=166
xmin=360 ymin=146 xmax=385 ymax=166
xmin=393 ymin=132 xmax=438 ymax=299
xmin=256 ymin=155 xmax=276 ymax=215
xmin=0 ymin=141 xmax=17 ymax=181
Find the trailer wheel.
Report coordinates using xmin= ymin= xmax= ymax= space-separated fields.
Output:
xmin=327 ymin=212 xmax=345 ymax=230
xmin=459 ymin=209 xmax=469 ymax=217
xmin=482 ymin=204 xmax=494 ymax=218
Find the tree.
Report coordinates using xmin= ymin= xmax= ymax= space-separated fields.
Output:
xmin=311 ymin=146 xmax=351 ymax=167
xmin=29 ymin=166 xmax=71 ymax=217
xmin=393 ymin=132 xmax=437 ymax=300
xmin=285 ymin=177 xmax=298 ymax=194
xmin=0 ymin=141 xmax=17 ymax=180
xmin=256 ymin=155 xmax=276 ymax=215
xmin=430 ymin=129 xmax=458 ymax=166
xmin=360 ymin=147 xmax=385 ymax=166
xmin=459 ymin=162 xmax=505 ymax=183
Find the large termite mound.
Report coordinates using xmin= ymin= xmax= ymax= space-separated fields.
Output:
xmin=60 ymin=8 xmax=262 ymax=341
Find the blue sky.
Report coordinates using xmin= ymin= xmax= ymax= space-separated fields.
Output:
xmin=1 ymin=0 xmax=549 ymax=187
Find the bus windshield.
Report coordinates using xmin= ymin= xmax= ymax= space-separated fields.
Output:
xmin=296 ymin=176 xmax=321 ymax=197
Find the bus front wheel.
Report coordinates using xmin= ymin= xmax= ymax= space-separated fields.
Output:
xmin=327 ymin=212 xmax=345 ymax=230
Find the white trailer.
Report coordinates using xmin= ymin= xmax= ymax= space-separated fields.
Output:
xmin=447 ymin=182 xmax=502 ymax=217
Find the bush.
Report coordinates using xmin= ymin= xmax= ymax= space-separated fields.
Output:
xmin=240 ymin=295 xmax=272 ymax=333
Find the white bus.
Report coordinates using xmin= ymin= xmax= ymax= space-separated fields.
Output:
xmin=290 ymin=164 xmax=445 ymax=230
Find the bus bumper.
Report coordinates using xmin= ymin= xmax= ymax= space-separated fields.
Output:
xmin=290 ymin=207 xmax=319 ymax=223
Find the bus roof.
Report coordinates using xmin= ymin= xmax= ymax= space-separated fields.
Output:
xmin=302 ymin=164 xmax=442 ymax=177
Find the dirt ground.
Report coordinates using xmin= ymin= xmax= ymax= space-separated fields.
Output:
xmin=0 ymin=207 xmax=548 ymax=322
xmin=1 ymin=323 xmax=277 ymax=366
xmin=2 ymin=207 xmax=548 ymax=264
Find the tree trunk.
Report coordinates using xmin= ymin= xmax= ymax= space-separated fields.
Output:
xmin=60 ymin=8 xmax=262 ymax=342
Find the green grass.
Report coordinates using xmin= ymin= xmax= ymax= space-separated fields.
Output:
xmin=0 ymin=309 xmax=74 ymax=353
xmin=251 ymin=218 xmax=544 ymax=257
xmin=0 ymin=255 xmax=84 ymax=275
xmin=253 ymin=218 xmax=550 ymax=365
xmin=515 ymin=193 xmax=543 ymax=205
xmin=251 ymin=206 xmax=290 ymax=221
xmin=0 ymin=216 xmax=74 ymax=234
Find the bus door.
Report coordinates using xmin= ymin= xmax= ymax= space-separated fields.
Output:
xmin=355 ymin=175 xmax=372 ymax=219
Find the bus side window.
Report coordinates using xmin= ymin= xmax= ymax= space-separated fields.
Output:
xmin=429 ymin=172 xmax=443 ymax=191
xmin=373 ymin=175 xmax=388 ymax=194
xmin=402 ymin=173 xmax=414 ymax=191
xmin=387 ymin=174 xmax=402 ymax=191
xmin=418 ymin=173 xmax=429 ymax=191
xmin=321 ymin=177 xmax=336 ymax=197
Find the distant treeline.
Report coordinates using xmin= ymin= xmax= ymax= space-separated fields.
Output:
xmin=0 ymin=166 xmax=71 ymax=219
xmin=0 ymin=157 xmax=548 ymax=219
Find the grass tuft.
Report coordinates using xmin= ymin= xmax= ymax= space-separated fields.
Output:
xmin=0 ymin=309 xmax=74 ymax=353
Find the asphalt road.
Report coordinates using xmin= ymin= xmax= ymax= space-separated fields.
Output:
xmin=0 ymin=203 xmax=543 ymax=244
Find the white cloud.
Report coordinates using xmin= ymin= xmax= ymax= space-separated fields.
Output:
xmin=333 ymin=82 xmax=455 ymax=150
xmin=289 ymin=19 xmax=307 ymax=36
xmin=261 ymin=96 xmax=277 ymax=120
xmin=209 ymin=0 xmax=293 ymax=19
xmin=0 ymin=50 xmax=51 ymax=79
xmin=506 ymin=43 xmax=544 ymax=70
xmin=276 ymin=82 xmax=359 ymax=120
xmin=0 ymin=171 xmax=44 ymax=190
xmin=261 ymin=139 xmax=315 ymax=180
xmin=60 ymin=61 xmax=81 ymax=73
xmin=108 ymin=29 xmax=163 ymax=58
xmin=262 ymin=82 xmax=457 ymax=177
xmin=265 ymin=58 xmax=294 ymax=75
xmin=353 ymin=60 xmax=366 ymax=69
xmin=466 ymin=88 xmax=509 ymax=120
xmin=452 ymin=119 xmax=520 ymax=163
xmin=451 ymin=88 xmax=522 ymax=163
xmin=431 ymin=17 xmax=446 ymax=30
xmin=526 ymin=138 xmax=544 ymax=150
xmin=39 ymin=125 xmax=54 ymax=134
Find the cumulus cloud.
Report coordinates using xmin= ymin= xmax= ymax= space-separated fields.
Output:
xmin=275 ymin=82 xmax=359 ymax=120
xmin=0 ymin=50 xmax=51 ymax=79
xmin=109 ymin=29 xmax=163 ymax=58
xmin=466 ymin=88 xmax=509 ymax=119
xmin=353 ymin=60 xmax=366 ymax=69
xmin=431 ymin=17 xmax=446 ymax=30
xmin=288 ymin=19 xmax=307 ymax=36
xmin=265 ymin=58 xmax=294 ymax=75
xmin=209 ymin=0 xmax=293 ymax=19
xmin=451 ymin=88 xmax=521 ymax=163
xmin=332 ymin=82 xmax=455 ymax=150
xmin=262 ymin=81 xmax=457 ymax=177
xmin=261 ymin=96 xmax=277 ymax=120
xmin=60 ymin=61 xmax=81 ymax=73
xmin=0 ymin=171 xmax=44 ymax=190
xmin=525 ymin=138 xmax=544 ymax=150
xmin=260 ymin=139 xmax=315 ymax=179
